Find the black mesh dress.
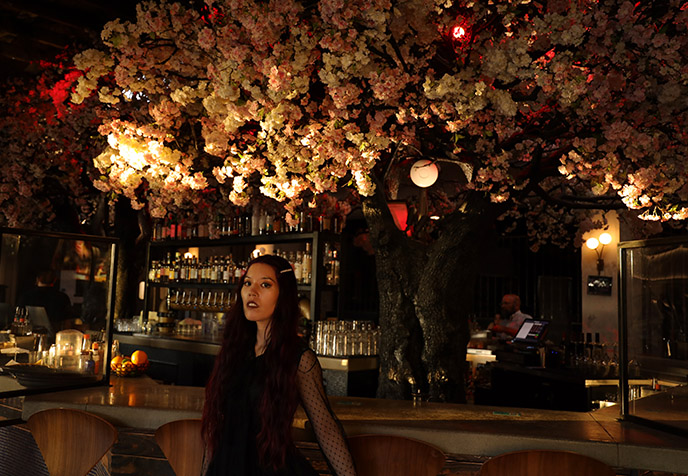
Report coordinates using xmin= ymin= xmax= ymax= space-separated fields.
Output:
xmin=205 ymin=348 xmax=357 ymax=476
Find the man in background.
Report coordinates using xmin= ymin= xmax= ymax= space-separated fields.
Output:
xmin=18 ymin=270 xmax=72 ymax=330
xmin=489 ymin=293 xmax=532 ymax=340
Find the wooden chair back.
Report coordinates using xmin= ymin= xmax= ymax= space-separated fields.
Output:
xmin=479 ymin=449 xmax=616 ymax=476
xmin=155 ymin=419 xmax=204 ymax=476
xmin=26 ymin=408 xmax=118 ymax=476
xmin=348 ymin=434 xmax=446 ymax=476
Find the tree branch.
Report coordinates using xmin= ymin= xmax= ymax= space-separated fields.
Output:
xmin=532 ymin=184 xmax=626 ymax=210
xmin=388 ymin=36 xmax=410 ymax=74
xmin=368 ymin=44 xmax=398 ymax=69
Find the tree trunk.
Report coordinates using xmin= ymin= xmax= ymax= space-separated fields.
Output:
xmin=113 ymin=200 xmax=148 ymax=321
xmin=362 ymin=188 xmax=490 ymax=402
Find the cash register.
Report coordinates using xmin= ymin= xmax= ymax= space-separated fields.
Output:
xmin=496 ymin=318 xmax=550 ymax=366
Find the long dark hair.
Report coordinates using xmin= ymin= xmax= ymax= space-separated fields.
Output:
xmin=202 ymin=254 xmax=302 ymax=469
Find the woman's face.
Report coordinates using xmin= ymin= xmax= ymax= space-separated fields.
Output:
xmin=241 ymin=262 xmax=280 ymax=324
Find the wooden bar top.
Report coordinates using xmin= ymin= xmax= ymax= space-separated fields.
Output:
xmin=21 ymin=376 xmax=688 ymax=473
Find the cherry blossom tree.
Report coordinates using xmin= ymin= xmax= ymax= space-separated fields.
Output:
xmin=0 ymin=59 xmax=152 ymax=322
xmin=0 ymin=59 xmax=105 ymax=231
xmin=64 ymin=0 xmax=688 ymax=400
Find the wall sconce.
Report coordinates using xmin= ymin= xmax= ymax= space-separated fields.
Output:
xmin=585 ymin=232 xmax=612 ymax=275
xmin=410 ymin=160 xmax=439 ymax=188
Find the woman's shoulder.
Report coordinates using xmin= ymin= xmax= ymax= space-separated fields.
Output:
xmin=297 ymin=346 xmax=319 ymax=373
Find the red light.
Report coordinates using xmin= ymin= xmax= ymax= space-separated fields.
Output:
xmin=387 ymin=201 xmax=411 ymax=236
xmin=452 ymin=26 xmax=466 ymax=39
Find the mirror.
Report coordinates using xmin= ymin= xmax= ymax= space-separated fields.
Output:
xmin=0 ymin=228 xmax=117 ymax=397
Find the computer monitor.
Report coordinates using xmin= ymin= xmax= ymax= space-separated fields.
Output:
xmin=512 ymin=318 xmax=549 ymax=346
xmin=26 ymin=306 xmax=54 ymax=336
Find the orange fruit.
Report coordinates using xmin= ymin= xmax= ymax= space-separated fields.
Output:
xmin=131 ymin=350 xmax=148 ymax=366
xmin=110 ymin=355 xmax=124 ymax=369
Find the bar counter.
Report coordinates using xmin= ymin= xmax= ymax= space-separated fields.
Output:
xmin=20 ymin=375 xmax=688 ymax=473
xmin=114 ymin=332 xmax=379 ymax=394
xmin=115 ymin=332 xmax=222 ymax=356
xmin=114 ymin=332 xmax=379 ymax=372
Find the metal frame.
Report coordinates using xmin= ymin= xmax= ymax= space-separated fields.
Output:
xmin=617 ymin=235 xmax=688 ymax=437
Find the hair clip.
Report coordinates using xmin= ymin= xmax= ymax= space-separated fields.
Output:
xmin=280 ymin=268 xmax=293 ymax=274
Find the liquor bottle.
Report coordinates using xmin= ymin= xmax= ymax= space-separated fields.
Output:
xmin=198 ymin=220 xmax=208 ymax=238
xmin=179 ymin=258 xmax=188 ymax=282
xmin=158 ymin=258 xmax=165 ymax=283
xmin=208 ymin=216 xmax=218 ymax=239
xmin=160 ymin=253 xmax=170 ymax=283
xmin=259 ymin=212 xmax=267 ymax=235
xmin=243 ymin=212 xmax=252 ymax=236
xmin=172 ymin=253 xmax=181 ymax=282
xmin=293 ymin=251 xmax=303 ymax=283
xmin=216 ymin=256 xmax=224 ymax=283
xmin=189 ymin=257 xmax=197 ymax=283
xmin=20 ymin=308 xmax=31 ymax=335
xmin=303 ymin=243 xmax=312 ymax=284
xmin=331 ymin=248 xmax=340 ymax=285
xmin=200 ymin=258 xmax=208 ymax=283
xmin=152 ymin=220 xmax=163 ymax=241
xmin=223 ymin=255 xmax=232 ymax=284
xmin=190 ymin=220 xmax=199 ymax=239
xmin=11 ymin=307 xmax=19 ymax=335
xmin=323 ymin=243 xmax=332 ymax=285
xmin=251 ymin=207 xmax=260 ymax=236
xmin=298 ymin=211 xmax=305 ymax=233
xmin=320 ymin=214 xmax=331 ymax=232
xmin=149 ymin=261 xmax=158 ymax=282
xmin=168 ymin=218 xmax=177 ymax=240
xmin=170 ymin=253 xmax=176 ymax=282
xmin=211 ymin=257 xmax=218 ymax=283
xmin=168 ymin=256 xmax=175 ymax=283
xmin=234 ymin=261 xmax=244 ymax=282
xmin=92 ymin=342 xmax=102 ymax=375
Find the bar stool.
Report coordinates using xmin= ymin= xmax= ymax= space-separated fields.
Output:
xmin=478 ymin=449 xmax=616 ymax=476
xmin=26 ymin=408 xmax=118 ymax=476
xmin=347 ymin=434 xmax=446 ymax=476
xmin=155 ymin=419 xmax=204 ymax=476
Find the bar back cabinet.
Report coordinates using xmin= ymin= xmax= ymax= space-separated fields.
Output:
xmin=142 ymin=231 xmax=341 ymax=334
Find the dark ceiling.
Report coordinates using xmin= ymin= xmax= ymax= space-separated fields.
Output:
xmin=0 ymin=0 xmax=139 ymax=79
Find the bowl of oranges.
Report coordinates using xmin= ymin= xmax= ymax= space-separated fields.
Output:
xmin=111 ymin=350 xmax=149 ymax=377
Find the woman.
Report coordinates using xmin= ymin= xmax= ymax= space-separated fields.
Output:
xmin=202 ymin=254 xmax=357 ymax=476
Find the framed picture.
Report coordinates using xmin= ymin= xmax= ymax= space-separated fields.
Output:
xmin=587 ymin=275 xmax=612 ymax=295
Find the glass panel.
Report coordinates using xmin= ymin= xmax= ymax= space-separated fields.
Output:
xmin=0 ymin=228 xmax=117 ymax=397
xmin=620 ymin=238 xmax=688 ymax=435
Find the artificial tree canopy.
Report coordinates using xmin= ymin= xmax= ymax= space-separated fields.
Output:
xmin=64 ymin=0 xmax=688 ymax=245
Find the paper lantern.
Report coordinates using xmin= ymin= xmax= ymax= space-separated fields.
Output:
xmin=410 ymin=160 xmax=439 ymax=188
